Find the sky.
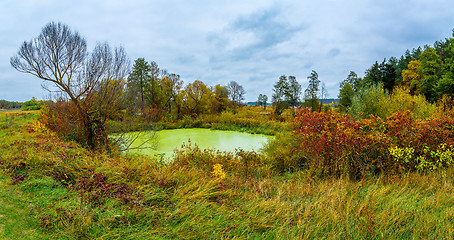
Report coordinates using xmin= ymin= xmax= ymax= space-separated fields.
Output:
xmin=1 ymin=0 xmax=454 ymax=102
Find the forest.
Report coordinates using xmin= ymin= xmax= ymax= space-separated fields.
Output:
xmin=1 ymin=22 xmax=454 ymax=239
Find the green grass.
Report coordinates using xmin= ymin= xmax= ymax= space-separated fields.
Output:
xmin=1 ymin=109 xmax=454 ymax=239
xmin=0 ymin=172 xmax=49 ymax=239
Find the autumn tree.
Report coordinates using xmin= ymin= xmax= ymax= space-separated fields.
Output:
xmin=179 ymin=80 xmax=213 ymax=116
xmin=401 ymin=60 xmax=421 ymax=94
xmin=10 ymin=22 xmax=130 ymax=149
xmin=160 ymin=73 xmax=183 ymax=114
xmin=212 ymin=84 xmax=229 ymax=113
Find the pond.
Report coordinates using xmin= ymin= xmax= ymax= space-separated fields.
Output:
xmin=122 ymin=128 xmax=272 ymax=159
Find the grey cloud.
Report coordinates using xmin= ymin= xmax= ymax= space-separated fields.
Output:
xmin=328 ymin=48 xmax=340 ymax=57
xmin=3 ymin=0 xmax=454 ymax=102
xmin=208 ymin=5 xmax=306 ymax=62
xmin=175 ymin=55 xmax=197 ymax=65
xmin=232 ymin=7 xmax=298 ymax=48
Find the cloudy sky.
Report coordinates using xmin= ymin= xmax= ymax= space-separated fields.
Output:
xmin=1 ymin=0 xmax=454 ymax=102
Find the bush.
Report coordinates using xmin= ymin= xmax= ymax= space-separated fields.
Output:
xmin=291 ymin=109 xmax=454 ymax=178
xmin=263 ymin=132 xmax=307 ymax=173
xmin=386 ymin=110 xmax=454 ymax=171
xmin=293 ymin=109 xmax=390 ymax=178
xmin=349 ymin=83 xmax=388 ymax=119
xmin=22 ymin=97 xmax=45 ymax=111
xmin=349 ymin=85 xmax=438 ymax=120
xmin=380 ymin=87 xmax=438 ymax=119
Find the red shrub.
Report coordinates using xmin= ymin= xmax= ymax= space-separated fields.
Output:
xmin=292 ymin=109 xmax=454 ymax=178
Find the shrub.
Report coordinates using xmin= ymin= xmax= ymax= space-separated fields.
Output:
xmin=263 ymin=132 xmax=306 ymax=173
xmin=349 ymin=85 xmax=438 ymax=120
xmin=349 ymin=83 xmax=388 ymax=119
xmin=386 ymin=110 xmax=454 ymax=171
xmin=39 ymin=102 xmax=83 ymax=143
xmin=293 ymin=109 xmax=390 ymax=178
xmin=291 ymin=109 xmax=454 ymax=178
xmin=22 ymin=97 xmax=45 ymax=111
xmin=380 ymin=87 xmax=438 ymax=119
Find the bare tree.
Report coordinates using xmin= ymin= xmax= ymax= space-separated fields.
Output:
xmin=227 ymin=81 xmax=245 ymax=109
xmin=11 ymin=22 xmax=131 ymax=149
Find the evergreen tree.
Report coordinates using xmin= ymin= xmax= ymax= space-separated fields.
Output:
xmin=418 ymin=46 xmax=443 ymax=102
xmin=127 ymin=58 xmax=151 ymax=110
xmin=272 ymin=75 xmax=289 ymax=115
xmin=303 ymin=70 xmax=320 ymax=111
xmin=287 ymin=76 xmax=302 ymax=108
xmin=147 ymin=61 xmax=161 ymax=106
xmin=363 ymin=59 xmax=397 ymax=92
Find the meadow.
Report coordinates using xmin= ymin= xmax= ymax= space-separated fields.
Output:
xmin=1 ymin=107 xmax=454 ymax=239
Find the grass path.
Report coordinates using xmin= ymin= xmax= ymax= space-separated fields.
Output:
xmin=0 ymin=172 xmax=46 ymax=239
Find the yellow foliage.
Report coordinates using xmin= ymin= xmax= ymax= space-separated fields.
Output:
xmin=401 ymin=60 xmax=421 ymax=92
xmin=390 ymin=144 xmax=454 ymax=171
xmin=211 ymin=163 xmax=226 ymax=180
xmin=30 ymin=120 xmax=57 ymax=138
xmin=389 ymin=146 xmax=414 ymax=164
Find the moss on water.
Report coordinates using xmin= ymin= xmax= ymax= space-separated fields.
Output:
xmin=122 ymin=128 xmax=273 ymax=158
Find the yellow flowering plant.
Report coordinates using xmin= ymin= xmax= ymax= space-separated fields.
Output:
xmin=211 ymin=164 xmax=226 ymax=180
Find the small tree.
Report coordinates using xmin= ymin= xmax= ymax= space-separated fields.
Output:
xmin=160 ymin=73 xmax=183 ymax=115
xmin=127 ymin=58 xmax=151 ymax=110
xmin=227 ymin=81 xmax=245 ymax=110
xmin=338 ymin=82 xmax=354 ymax=112
xmin=257 ymin=94 xmax=268 ymax=110
xmin=303 ymin=70 xmax=321 ymax=111
xmin=212 ymin=84 xmax=229 ymax=113
xmin=287 ymin=76 xmax=302 ymax=108
xmin=272 ymin=75 xmax=289 ymax=115
xmin=338 ymin=71 xmax=358 ymax=112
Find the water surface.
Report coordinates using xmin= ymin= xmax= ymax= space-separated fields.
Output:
xmin=124 ymin=128 xmax=272 ymax=158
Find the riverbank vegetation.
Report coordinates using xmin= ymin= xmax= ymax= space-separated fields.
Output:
xmin=2 ymin=22 xmax=454 ymax=238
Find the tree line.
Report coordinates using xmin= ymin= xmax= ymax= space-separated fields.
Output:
xmin=338 ymin=30 xmax=454 ymax=113
xmin=125 ymin=58 xmax=246 ymax=120
xmin=0 ymin=100 xmax=22 ymax=109
xmin=255 ymin=70 xmax=328 ymax=115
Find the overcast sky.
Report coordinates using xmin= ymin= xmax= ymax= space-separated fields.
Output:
xmin=1 ymin=0 xmax=454 ymax=102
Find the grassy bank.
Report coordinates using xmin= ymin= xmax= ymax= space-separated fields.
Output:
xmin=1 ymin=110 xmax=454 ymax=239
